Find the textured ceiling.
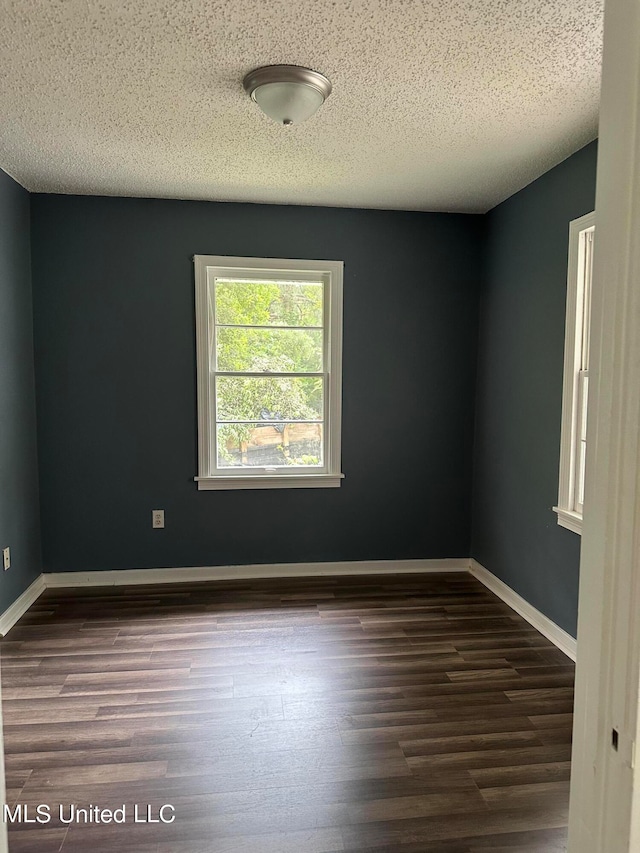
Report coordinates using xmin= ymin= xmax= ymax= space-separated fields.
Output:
xmin=0 ymin=0 xmax=603 ymax=213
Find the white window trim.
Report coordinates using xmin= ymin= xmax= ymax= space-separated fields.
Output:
xmin=554 ymin=211 xmax=595 ymax=534
xmin=194 ymin=255 xmax=344 ymax=490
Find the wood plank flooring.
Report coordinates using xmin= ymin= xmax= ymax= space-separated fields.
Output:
xmin=1 ymin=573 xmax=574 ymax=852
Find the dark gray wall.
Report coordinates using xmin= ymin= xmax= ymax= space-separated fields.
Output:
xmin=472 ymin=140 xmax=598 ymax=637
xmin=31 ymin=197 xmax=483 ymax=572
xmin=0 ymin=170 xmax=42 ymax=608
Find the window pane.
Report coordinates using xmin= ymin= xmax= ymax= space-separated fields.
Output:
xmin=579 ymin=373 xmax=589 ymax=441
xmin=576 ymin=371 xmax=589 ymax=511
xmin=216 ymin=327 xmax=323 ymax=373
xmin=216 ymin=376 xmax=323 ymax=422
xmin=578 ymin=440 xmax=587 ymax=507
xmin=215 ymin=279 xmax=323 ymax=327
xmin=217 ymin=423 xmax=323 ymax=469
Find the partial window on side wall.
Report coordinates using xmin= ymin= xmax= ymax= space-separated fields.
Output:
xmin=555 ymin=212 xmax=595 ymax=534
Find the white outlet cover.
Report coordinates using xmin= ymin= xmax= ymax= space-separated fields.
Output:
xmin=3 ymin=547 xmax=10 ymax=570
xmin=152 ymin=510 xmax=165 ymax=528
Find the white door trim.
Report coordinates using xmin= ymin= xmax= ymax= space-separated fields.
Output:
xmin=567 ymin=0 xmax=640 ymax=847
xmin=0 ymin=666 xmax=7 ymax=853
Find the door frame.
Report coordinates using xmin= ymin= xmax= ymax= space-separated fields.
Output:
xmin=567 ymin=0 xmax=640 ymax=848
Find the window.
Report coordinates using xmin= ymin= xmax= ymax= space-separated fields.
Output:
xmin=555 ymin=212 xmax=595 ymax=534
xmin=194 ymin=255 xmax=344 ymax=490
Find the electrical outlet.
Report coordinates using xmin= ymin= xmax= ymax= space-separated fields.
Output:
xmin=152 ymin=510 xmax=165 ymax=529
xmin=3 ymin=547 xmax=10 ymax=571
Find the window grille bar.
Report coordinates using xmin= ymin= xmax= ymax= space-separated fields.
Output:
xmin=214 ymin=371 xmax=326 ymax=379
xmin=216 ymin=324 xmax=323 ymax=332
xmin=216 ymin=420 xmax=324 ymax=426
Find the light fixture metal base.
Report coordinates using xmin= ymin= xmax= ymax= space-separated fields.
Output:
xmin=243 ymin=65 xmax=332 ymax=101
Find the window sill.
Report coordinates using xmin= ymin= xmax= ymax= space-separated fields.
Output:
xmin=554 ymin=506 xmax=583 ymax=535
xmin=195 ymin=474 xmax=344 ymax=491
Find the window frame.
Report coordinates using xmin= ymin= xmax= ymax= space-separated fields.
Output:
xmin=194 ymin=255 xmax=344 ymax=490
xmin=554 ymin=211 xmax=595 ymax=534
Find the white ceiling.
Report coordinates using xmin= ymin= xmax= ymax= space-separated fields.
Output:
xmin=0 ymin=0 xmax=603 ymax=213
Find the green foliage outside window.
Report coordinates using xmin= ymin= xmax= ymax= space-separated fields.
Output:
xmin=215 ymin=280 xmax=324 ymax=462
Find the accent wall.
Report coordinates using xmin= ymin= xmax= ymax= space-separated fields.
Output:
xmin=0 ymin=169 xmax=42 ymax=609
xmin=31 ymin=198 xmax=482 ymax=572
xmin=472 ymin=140 xmax=598 ymax=637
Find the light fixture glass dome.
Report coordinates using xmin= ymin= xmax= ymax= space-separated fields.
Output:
xmin=243 ymin=65 xmax=332 ymax=126
xmin=253 ymin=81 xmax=325 ymax=126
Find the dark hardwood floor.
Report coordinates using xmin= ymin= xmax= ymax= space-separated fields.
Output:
xmin=1 ymin=573 xmax=574 ymax=852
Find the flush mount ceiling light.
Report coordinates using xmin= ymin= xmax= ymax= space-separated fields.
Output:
xmin=243 ymin=65 xmax=332 ymax=126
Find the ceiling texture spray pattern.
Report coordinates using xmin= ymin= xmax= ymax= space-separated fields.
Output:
xmin=0 ymin=0 xmax=603 ymax=212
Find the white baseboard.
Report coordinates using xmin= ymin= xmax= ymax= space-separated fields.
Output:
xmin=0 ymin=558 xmax=578 ymax=664
xmin=0 ymin=575 xmax=47 ymax=637
xmin=469 ymin=559 xmax=577 ymax=661
xmin=43 ymin=558 xmax=469 ymax=588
